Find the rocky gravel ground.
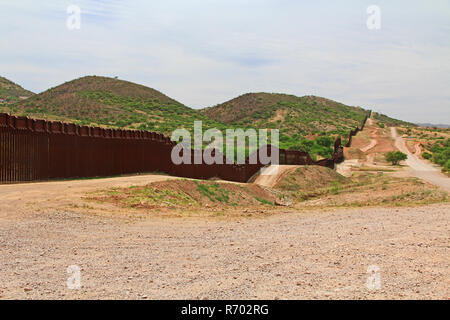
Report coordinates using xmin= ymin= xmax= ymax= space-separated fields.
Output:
xmin=0 ymin=203 xmax=448 ymax=299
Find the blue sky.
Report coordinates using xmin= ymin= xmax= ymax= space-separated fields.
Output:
xmin=1 ymin=0 xmax=449 ymax=123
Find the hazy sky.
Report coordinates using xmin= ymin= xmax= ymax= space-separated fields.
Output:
xmin=1 ymin=0 xmax=449 ymax=123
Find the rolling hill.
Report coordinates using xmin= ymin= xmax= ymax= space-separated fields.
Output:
xmin=201 ymin=93 xmax=369 ymax=137
xmin=2 ymin=75 xmax=410 ymax=157
xmin=201 ymin=93 xmax=376 ymax=154
xmin=0 ymin=76 xmax=34 ymax=102
xmin=5 ymin=76 xmax=224 ymax=134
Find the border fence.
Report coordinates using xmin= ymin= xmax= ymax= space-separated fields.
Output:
xmin=0 ymin=111 xmax=370 ymax=184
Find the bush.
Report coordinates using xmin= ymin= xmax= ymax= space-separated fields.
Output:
xmin=316 ymin=136 xmax=334 ymax=148
xmin=421 ymin=139 xmax=450 ymax=171
xmin=385 ymin=151 xmax=408 ymax=165
xmin=422 ymin=152 xmax=432 ymax=160
xmin=432 ymin=152 xmax=448 ymax=166
xmin=444 ymin=160 xmax=450 ymax=172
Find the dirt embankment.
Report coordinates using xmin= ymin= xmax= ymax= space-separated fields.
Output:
xmin=86 ymin=179 xmax=279 ymax=217
xmin=274 ymin=166 xmax=347 ymax=192
xmin=252 ymin=165 xmax=301 ymax=188
xmin=272 ymin=165 xmax=447 ymax=208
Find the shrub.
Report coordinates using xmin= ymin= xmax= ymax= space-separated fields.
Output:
xmin=444 ymin=159 xmax=450 ymax=172
xmin=316 ymin=136 xmax=334 ymax=148
xmin=385 ymin=151 xmax=408 ymax=165
xmin=422 ymin=152 xmax=432 ymax=160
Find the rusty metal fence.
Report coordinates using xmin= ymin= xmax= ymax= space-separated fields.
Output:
xmin=0 ymin=111 xmax=370 ymax=184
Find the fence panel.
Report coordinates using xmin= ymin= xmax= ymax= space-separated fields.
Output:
xmin=0 ymin=111 xmax=370 ymax=184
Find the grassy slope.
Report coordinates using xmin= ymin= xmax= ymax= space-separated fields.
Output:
xmin=201 ymin=93 xmax=375 ymax=156
xmin=201 ymin=93 xmax=369 ymax=137
xmin=0 ymin=76 xmax=34 ymax=102
xmin=5 ymin=76 xmax=224 ymax=135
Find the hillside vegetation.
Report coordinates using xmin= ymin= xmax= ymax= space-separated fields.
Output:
xmin=0 ymin=76 xmax=34 ymax=102
xmin=2 ymin=75 xmax=407 ymax=158
xmin=201 ymin=93 xmax=373 ymax=153
xmin=5 ymin=76 xmax=225 ymax=134
xmin=202 ymin=93 xmax=368 ymax=135
xmin=422 ymin=138 xmax=450 ymax=173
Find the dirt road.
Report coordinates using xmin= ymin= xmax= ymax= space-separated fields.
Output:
xmin=0 ymin=197 xmax=448 ymax=299
xmin=360 ymin=139 xmax=377 ymax=153
xmin=391 ymin=127 xmax=450 ymax=192
xmin=360 ymin=119 xmax=378 ymax=152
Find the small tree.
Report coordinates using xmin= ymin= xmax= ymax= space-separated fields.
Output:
xmin=385 ymin=151 xmax=407 ymax=165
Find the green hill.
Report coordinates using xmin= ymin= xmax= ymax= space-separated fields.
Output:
xmin=202 ymin=93 xmax=369 ymax=136
xmin=6 ymin=76 xmax=223 ymax=134
xmin=0 ymin=76 xmax=34 ymax=103
xmin=201 ymin=93 xmax=373 ymax=153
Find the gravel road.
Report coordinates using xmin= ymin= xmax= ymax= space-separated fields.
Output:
xmin=0 ymin=193 xmax=448 ymax=299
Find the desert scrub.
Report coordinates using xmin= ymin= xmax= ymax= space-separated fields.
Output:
xmin=422 ymin=138 xmax=450 ymax=172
